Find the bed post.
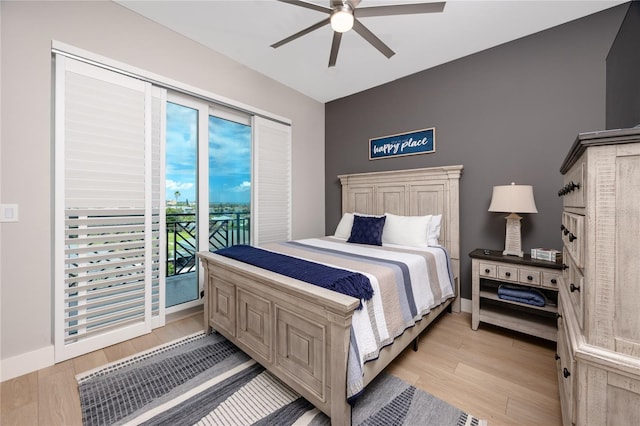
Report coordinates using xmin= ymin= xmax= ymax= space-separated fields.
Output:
xmin=327 ymin=311 xmax=353 ymax=426
xmin=446 ymin=166 xmax=462 ymax=313
xmin=201 ymin=260 xmax=211 ymax=332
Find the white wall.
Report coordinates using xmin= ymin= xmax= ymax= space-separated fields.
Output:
xmin=0 ymin=1 xmax=325 ymax=379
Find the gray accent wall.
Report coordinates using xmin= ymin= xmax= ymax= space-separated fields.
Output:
xmin=325 ymin=4 xmax=630 ymax=300
xmin=606 ymin=1 xmax=640 ymax=129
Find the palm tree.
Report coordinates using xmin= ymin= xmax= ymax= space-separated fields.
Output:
xmin=174 ymin=190 xmax=181 ymax=205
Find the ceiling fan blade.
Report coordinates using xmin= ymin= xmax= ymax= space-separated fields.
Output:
xmin=355 ymin=2 xmax=445 ymax=18
xmin=328 ymin=31 xmax=343 ymax=67
xmin=271 ymin=17 xmax=331 ymax=48
xmin=352 ymin=19 xmax=395 ymax=58
xmin=336 ymin=0 xmax=361 ymax=8
xmin=277 ymin=0 xmax=332 ymax=14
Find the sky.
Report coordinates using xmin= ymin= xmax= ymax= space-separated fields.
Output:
xmin=165 ymin=102 xmax=251 ymax=205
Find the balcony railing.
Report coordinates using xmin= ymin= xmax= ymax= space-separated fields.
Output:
xmin=166 ymin=212 xmax=250 ymax=277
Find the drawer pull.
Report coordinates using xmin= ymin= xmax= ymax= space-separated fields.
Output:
xmin=570 ymin=283 xmax=580 ymax=293
xmin=562 ymin=264 xmax=569 ymax=270
xmin=563 ymin=228 xmax=569 ymax=236
xmin=555 ymin=353 xmax=560 ymax=360
xmin=485 ymin=268 xmax=491 ymax=274
xmin=569 ymin=181 xmax=580 ymax=191
xmin=556 ymin=312 xmax=562 ymax=319
xmin=527 ymin=275 xmax=533 ymax=281
xmin=560 ymin=224 xmax=566 ymax=231
xmin=563 ymin=368 xmax=571 ymax=378
xmin=568 ymin=233 xmax=577 ymax=242
xmin=505 ymin=272 xmax=511 ymax=277
xmin=551 ymin=278 xmax=557 ymax=284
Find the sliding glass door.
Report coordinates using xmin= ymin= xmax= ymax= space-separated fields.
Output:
xmin=165 ymin=96 xmax=252 ymax=311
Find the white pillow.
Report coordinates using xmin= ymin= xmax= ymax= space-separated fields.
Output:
xmin=334 ymin=212 xmax=355 ymax=239
xmin=427 ymin=214 xmax=442 ymax=246
xmin=382 ymin=213 xmax=432 ymax=247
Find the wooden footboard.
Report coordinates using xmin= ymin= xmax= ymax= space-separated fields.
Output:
xmin=198 ymin=251 xmax=359 ymax=425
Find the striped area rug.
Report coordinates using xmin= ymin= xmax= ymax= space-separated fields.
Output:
xmin=76 ymin=332 xmax=486 ymax=426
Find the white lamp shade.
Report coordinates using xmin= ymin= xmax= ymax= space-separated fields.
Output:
xmin=331 ymin=9 xmax=354 ymax=33
xmin=488 ymin=183 xmax=538 ymax=213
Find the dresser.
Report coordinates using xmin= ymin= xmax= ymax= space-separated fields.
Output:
xmin=556 ymin=128 xmax=640 ymax=425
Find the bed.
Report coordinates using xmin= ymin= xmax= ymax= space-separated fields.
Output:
xmin=197 ymin=165 xmax=463 ymax=425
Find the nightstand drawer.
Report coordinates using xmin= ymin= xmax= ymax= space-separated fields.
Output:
xmin=542 ymin=271 xmax=561 ymax=289
xmin=479 ymin=262 xmax=497 ymax=278
xmin=497 ymin=265 xmax=518 ymax=282
xmin=518 ymin=268 xmax=541 ymax=286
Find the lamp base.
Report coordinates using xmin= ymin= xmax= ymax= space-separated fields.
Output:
xmin=503 ymin=213 xmax=523 ymax=257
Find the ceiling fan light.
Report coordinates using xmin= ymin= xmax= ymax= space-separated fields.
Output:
xmin=331 ymin=8 xmax=354 ymax=33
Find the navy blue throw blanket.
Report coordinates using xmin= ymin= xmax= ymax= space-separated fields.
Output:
xmin=215 ymin=245 xmax=373 ymax=307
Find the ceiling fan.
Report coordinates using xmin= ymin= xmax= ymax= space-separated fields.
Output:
xmin=271 ymin=0 xmax=446 ymax=67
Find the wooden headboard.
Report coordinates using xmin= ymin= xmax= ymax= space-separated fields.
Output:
xmin=338 ymin=165 xmax=463 ymax=310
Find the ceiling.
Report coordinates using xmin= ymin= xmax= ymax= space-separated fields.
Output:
xmin=117 ymin=0 xmax=626 ymax=103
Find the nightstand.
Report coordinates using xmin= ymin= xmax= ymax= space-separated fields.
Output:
xmin=470 ymin=249 xmax=563 ymax=341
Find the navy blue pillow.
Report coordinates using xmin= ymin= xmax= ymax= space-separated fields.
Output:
xmin=347 ymin=215 xmax=386 ymax=246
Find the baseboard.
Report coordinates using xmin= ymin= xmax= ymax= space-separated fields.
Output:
xmin=460 ymin=297 xmax=471 ymax=313
xmin=1 ymin=345 xmax=54 ymax=382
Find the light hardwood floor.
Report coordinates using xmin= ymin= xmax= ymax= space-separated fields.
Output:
xmin=1 ymin=311 xmax=561 ymax=426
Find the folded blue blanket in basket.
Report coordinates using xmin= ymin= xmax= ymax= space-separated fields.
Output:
xmin=497 ymin=284 xmax=546 ymax=307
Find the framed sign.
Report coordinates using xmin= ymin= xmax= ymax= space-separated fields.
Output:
xmin=369 ymin=127 xmax=435 ymax=160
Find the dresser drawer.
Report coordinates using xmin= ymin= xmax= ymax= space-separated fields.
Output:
xmin=561 ymin=211 xmax=584 ymax=269
xmin=556 ymin=304 xmax=575 ymax=425
xmin=479 ymin=262 xmax=497 ymax=278
xmin=560 ymin=161 xmax=585 ymax=208
xmin=562 ymin=250 xmax=584 ymax=330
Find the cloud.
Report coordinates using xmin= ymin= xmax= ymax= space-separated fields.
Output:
xmin=230 ymin=181 xmax=251 ymax=192
xmin=208 ymin=117 xmax=251 ymax=173
xmin=166 ymin=180 xmax=194 ymax=191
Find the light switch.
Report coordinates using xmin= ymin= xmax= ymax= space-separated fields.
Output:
xmin=0 ymin=204 xmax=18 ymax=222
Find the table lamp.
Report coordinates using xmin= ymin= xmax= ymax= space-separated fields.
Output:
xmin=488 ymin=183 xmax=538 ymax=257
